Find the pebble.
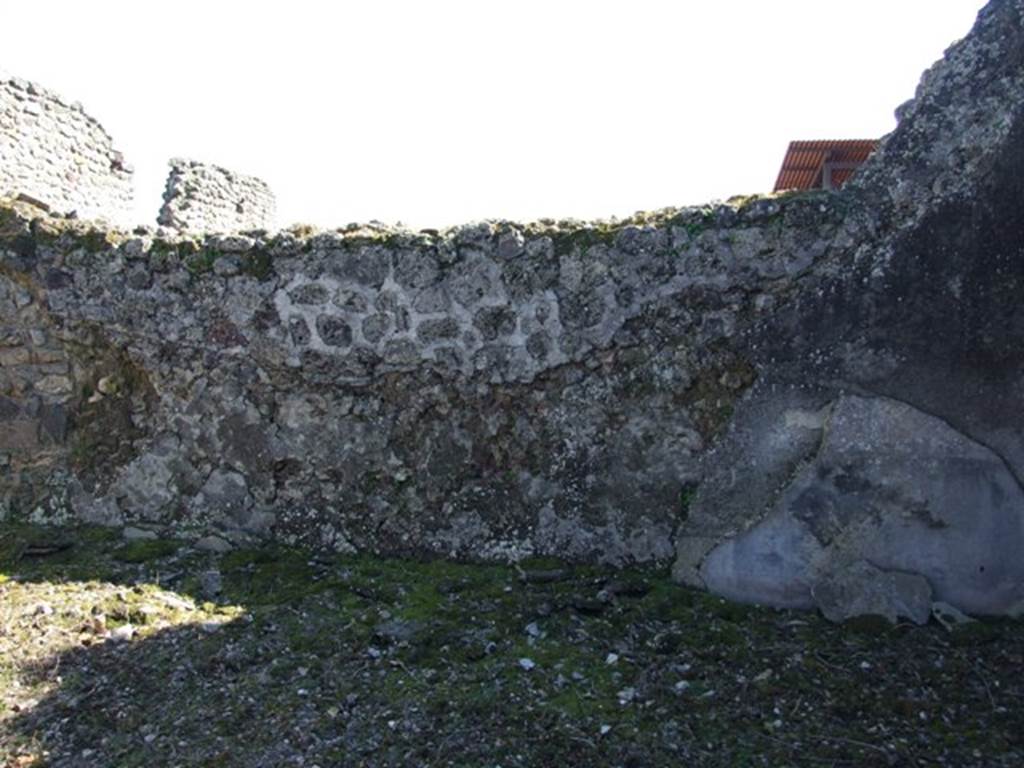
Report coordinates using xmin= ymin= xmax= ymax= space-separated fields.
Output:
xmin=518 ymin=658 xmax=536 ymax=671
xmin=109 ymin=625 xmax=134 ymax=642
xmin=193 ymin=535 xmax=234 ymax=553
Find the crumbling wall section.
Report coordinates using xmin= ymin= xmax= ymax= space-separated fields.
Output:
xmin=0 ymin=74 xmax=133 ymax=222
xmin=158 ymin=159 xmax=275 ymax=233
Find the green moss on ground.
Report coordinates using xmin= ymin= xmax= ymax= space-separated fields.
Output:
xmin=114 ymin=538 xmax=181 ymax=563
xmin=1 ymin=523 xmax=1022 ymax=767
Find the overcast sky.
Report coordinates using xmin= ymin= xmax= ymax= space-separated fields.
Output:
xmin=5 ymin=1 xmax=982 ymax=230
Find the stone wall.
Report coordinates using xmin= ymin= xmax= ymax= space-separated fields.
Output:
xmin=0 ymin=73 xmax=133 ymax=223
xmin=158 ymin=159 xmax=275 ymax=233
xmin=0 ymin=192 xmax=851 ymax=568
xmin=2 ymin=0 xmax=1024 ymax=624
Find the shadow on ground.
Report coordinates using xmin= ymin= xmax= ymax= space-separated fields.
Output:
xmin=1 ymin=523 xmax=1022 ymax=768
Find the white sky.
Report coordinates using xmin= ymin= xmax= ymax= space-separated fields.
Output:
xmin=5 ymin=1 xmax=982 ymax=230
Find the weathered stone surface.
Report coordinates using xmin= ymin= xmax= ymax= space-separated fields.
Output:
xmin=2 ymin=181 xmax=816 ymax=564
xmin=689 ymin=396 xmax=1024 ymax=616
xmin=811 ymin=560 xmax=934 ymax=625
xmin=0 ymin=74 xmax=133 ymax=222
xmin=2 ymin=1 xmax=1024 ymax=622
xmin=672 ymin=0 xmax=1024 ymax=617
xmin=158 ymin=158 xmax=275 ymax=233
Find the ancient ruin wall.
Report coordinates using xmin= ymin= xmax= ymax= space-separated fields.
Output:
xmin=0 ymin=73 xmax=133 ymax=222
xmin=158 ymin=159 xmax=275 ymax=233
xmin=0 ymin=192 xmax=850 ymax=566
xmin=2 ymin=0 xmax=1024 ymax=624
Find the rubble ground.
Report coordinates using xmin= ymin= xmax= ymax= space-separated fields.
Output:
xmin=1 ymin=523 xmax=1021 ymax=767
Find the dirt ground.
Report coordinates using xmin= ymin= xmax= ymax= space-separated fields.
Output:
xmin=1 ymin=523 xmax=1021 ymax=767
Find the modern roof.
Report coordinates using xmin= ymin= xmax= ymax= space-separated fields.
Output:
xmin=773 ymin=139 xmax=878 ymax=192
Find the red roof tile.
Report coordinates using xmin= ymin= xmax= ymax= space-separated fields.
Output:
xmin=773 ymin=139 xmax=878 ymax=192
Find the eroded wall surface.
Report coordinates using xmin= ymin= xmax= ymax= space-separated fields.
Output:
xmin=2 ymin=0 xmax=1024 ymax=622
xmin=158 ymin=159 xmax=275 ymax=233
xmin=0 ymin=74 xmax=134 ymax=223
xmin=1 ymin=196 xmax=827 ymax=565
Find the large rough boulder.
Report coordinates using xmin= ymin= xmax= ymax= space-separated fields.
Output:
xmin=1 ymin=0 xmax=1023 ymax=623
